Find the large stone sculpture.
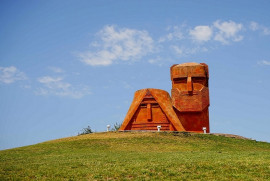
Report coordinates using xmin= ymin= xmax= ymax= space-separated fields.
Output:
xmin=119 ymin=62 xmax=210 ymax=133
xmin=170 ymin=63 xmax=210 ymax=133
xmin=119 ymin=89 xmax=185 ymax=131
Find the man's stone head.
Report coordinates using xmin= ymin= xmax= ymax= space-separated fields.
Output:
xmin=171 ymin=62 xmax=208 ymax=93
xmin=170 ymin=62 xmax=209 ymax=112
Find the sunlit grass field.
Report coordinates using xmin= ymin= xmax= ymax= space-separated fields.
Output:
xmin=1 ymin=132 xmax=270 ymax=180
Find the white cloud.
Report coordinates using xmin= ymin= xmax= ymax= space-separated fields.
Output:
xmin=171 ymin=45 xmax=208 ymax=57
xmin=78 ymin=25 xmax=154 ymax=66
xmin=162 ymin=20 xmax=244 ymax=45
xmin=263 ymin=27 xmax=270 ymax=35
xmin=189 ymin=26 xmax=212 ymax=42
xmin=78 ymin=21 xmax=261 ymax=65
xmin=171 ymin=45 xmax=184 ymax=55
xmin=147 ymin=56 xmax=163 ymax=66
xmin=249 ymin=21 xmax=270 ymax=35
xmin=213 ymin=20 xmax=243 ymax=44
xmin=159 ymin=26 xmax=183 ymax=42
xmin=250 ymin=21 xmax=259 ymax=31
xmin=48 ymin=67 xmax=64 ymax=73
xmin=0 ymin=66 xmax=27 ymax=84
xmin=257 ymin=60 xmax=270 ymax=66
xmin=36 ymin=76 xmax=91 ymax=98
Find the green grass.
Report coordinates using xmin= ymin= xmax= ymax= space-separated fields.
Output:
xmin=1 ymin=132 xmax=270 ymax=180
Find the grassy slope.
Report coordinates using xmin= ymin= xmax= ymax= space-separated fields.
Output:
xmin=0 ymin=132 xmax=270 ymax=180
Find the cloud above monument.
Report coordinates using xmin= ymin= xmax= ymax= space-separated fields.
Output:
xmin=158 ymin=26 xmax=184 ymax=42
xmin=189 ymin=21 xmax=243 ymax=44
xmin=213 ymin=20 xmax=243 ymax=44
xmin=249 ymin=21 xmax=270 ymax=35
xmin=189 ymin=25 xmax=213 ymax=42
xmin=77 ymin=20 xmax=250 ymax=66
xmin=257 ymin=60 xmax=270 ymax=66
xmin=78 ymin=25 xmax=154 ymax=66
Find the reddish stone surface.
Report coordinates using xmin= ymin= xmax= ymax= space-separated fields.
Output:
xmin=119 ymin=89 xmax=185 ymax=131
xmin=170 ymin=62 xmax=210 ymax=133
xmin=119 ymin=62 xmax=210 ymax=133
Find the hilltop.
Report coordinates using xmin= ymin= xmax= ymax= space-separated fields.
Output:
xmin=1 ymin=132 xmax=270 ymax=180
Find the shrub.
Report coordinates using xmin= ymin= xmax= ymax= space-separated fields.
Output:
xmin=111 ymin=122 xmax=121 ymax=131
xmin=78 ymin=126 xmax=93 ymax=135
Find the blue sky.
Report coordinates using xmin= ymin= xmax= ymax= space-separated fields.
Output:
xmin=1 ymin=0 xmax=270 ymax=150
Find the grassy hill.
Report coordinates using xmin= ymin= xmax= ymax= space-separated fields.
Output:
xmin=1 ymin=132 xmax=270 ymax=180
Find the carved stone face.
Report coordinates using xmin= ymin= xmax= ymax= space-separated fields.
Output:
xmin=171 ymin=63 xmax=209 ymax=112
xmin=128 ymin=89 xmax=172 ymax=131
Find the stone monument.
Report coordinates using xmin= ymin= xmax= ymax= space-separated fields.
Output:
xmin=119 ymin=62 xmax=210 ymax=133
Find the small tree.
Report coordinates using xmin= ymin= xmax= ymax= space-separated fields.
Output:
xmin=111 ymin=122 xmax=121 ymax=131
xmin=78 ymin=126 xmax=93 ymax=135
